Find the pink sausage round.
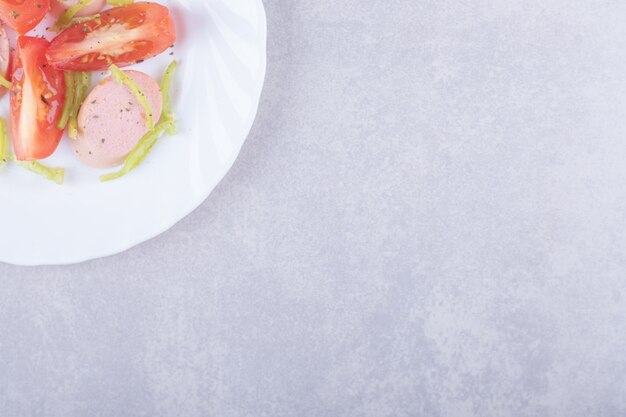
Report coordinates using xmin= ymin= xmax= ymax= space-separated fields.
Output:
xmin=51 ymin=0 xmax=107 ymax=18
xmin=72 ymin=70 xmax=163 ymax=168
xmin=0 ymin=24 xmax=9 ymax=97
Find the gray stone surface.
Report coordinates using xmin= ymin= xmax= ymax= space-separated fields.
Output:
xmin=2 ymin=0 xmax=626 ymax=415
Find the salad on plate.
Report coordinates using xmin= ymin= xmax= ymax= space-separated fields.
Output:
xmin=0 ymin=0 xmax=178 ymax=184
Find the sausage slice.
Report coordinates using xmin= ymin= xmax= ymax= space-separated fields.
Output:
xmin=72 ymin=70 xmax=163 ymax=168
xmin=0 ymin=24 xmax=10 ymax=97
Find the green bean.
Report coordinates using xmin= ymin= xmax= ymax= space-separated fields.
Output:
xmin=0 ymin=73 xmax=10 ymax=89
xmin=100 ymin=120 xmax=173 ymax=182
xmin=15 ymin=160 xmax=65 ymax=185
xmin=107 ymin=0 xmax=133 ymax=5
xmin=160 ymin=60 xmax=177 ymax=134
xmin=109 ymin=64 xmax=154 ymax=130
xmin=68 ymin=117 xmax=78 ymax=140
xmin=77 ymin=71 xmax=91 ymax=95
xmin=59 ymin=71 xmax=91 ymax=136
xmin=52 ymin=0 xmax=94 ymax=31
xmin=58 ymin=71 xmax=77 ymax=129
xmin=160 ymin=60 xmax=177 ymax=112
xmin=69 ymin=72 xmax=91 ymax=138
xmin=76 ymin=72 xmax=91 ymax=108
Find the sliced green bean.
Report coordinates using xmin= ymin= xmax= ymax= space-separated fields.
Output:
xmin=59 ymin=71 xmax=91 ymax=136
xmin=52 ymin=0 xmax=94 ymax=31
xmin=160 ymin=60 xmax=177 ymax=134
xmin=0 ymin=73 xmax=10 ymax=90
xmin=107 ymin=0 xmax=133 ymax=5
xmin=69 ymin=72 xmax=91 ymax=139
xmin=58 ymin=71 xmax=77 ymax=129
xmin=15 ymin=160 xmax=65 ymax=185
xmin=76 ymin=72 xmax=91 ymax=109
xmin=77 ymin=71 xmax=91 ymax=95
xmin=100 ymin=120 xmax=173 ymax=182
xmin=68 ymin=117 xmax=78 ymax=140
xmin=160 ymin=61 xmax=177 ymax=114
xmin=109 ymin=64 xmax=154 ymax=130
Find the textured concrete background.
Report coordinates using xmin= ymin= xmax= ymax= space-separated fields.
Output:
xmin=2 ymin=0 xmax=626 ymax=416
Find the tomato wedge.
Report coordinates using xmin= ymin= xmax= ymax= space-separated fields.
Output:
xmin=47 ymin=2 xmax=176 ymax=71
xmin=11 ymin=36 xmax=65 ymax=161
xmin=0 ymin=0 xmax=49 ymax=34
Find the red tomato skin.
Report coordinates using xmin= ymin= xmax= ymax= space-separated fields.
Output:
xmin=11 ymin=36 xmax=65 ymax=161
xmin=47 ymin=2 xmax=176 ymax=71
xmin=0 ymin=0 xmax=49 ymax=34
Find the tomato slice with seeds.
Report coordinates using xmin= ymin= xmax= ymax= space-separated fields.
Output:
xmin=0 ymin=0 xmax=49 ymax=35
xmin=47 ymin=2 xmax=176 ymax=71
xmin=11 ymin=36 xmax=65 ymax=160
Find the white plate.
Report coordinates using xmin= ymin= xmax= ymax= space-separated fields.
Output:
xmin=0 ymin=0 xmax=267 ymax=265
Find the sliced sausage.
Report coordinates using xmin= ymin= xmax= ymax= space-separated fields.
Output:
xmin=51 ymin=0 xmax=106 ymax=18
xmin=0 ymin=24 xmax=9 ymax=97
xmin=72 ymin=70 xmax=163 ymax=168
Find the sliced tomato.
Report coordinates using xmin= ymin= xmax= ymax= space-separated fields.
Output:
xmin=0 ymin=0 xmax=49 ymax=34
xmin=11 ymin=36 xmax=65 ymax=160
xmin=47 ymin=2 xmax=176 ymax=71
